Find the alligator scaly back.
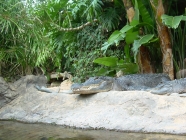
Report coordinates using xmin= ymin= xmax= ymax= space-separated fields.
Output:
xmin=71 ymin=73 xmax=171 ymax=94
xmin=150 ymin=78 xmax=186 ymax=95
xmin=116 ymin=73 xmax=171 ymax=91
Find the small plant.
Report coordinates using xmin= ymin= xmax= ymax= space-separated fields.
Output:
xmin=97 ymin=0 xmax=159 ymax=76
xmin=94 ymin=57 xmax=139 ymax=76
xmin=66 ymin=25 xmax=106 ymax=82
xmin=161 ymin=14 xmax=186 ymax=73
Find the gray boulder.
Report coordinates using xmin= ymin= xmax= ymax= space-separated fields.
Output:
xmin=0 ymin=75 xmax=47 ymax=108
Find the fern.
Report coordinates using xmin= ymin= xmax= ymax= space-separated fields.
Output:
xmin=100 ymin=7 xmax=121 ymax=31
xmin=83 ymin=0 xmax=103 ymax=20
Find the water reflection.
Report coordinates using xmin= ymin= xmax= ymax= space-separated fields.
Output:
xmin=39 ymin=136 xmax=110 ymax=140
xmin=0 ymin=121 xmax=186 ymax=140
xmin=40 ymin=136 xmax=94 ymax=140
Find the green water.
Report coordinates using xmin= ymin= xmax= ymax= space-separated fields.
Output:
xmin=0 ymin=121 xmax=186 ymax=140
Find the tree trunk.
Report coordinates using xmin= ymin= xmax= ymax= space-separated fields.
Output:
xmin=122 ymin=0 xmax=154 ymax=73
xmin=122 ymin=0 xmax=135 ymax=23
xmin=150 ymin=0 xmax=174 ymax=80
xmin=138 ymin=46 xmax=155 ymax=73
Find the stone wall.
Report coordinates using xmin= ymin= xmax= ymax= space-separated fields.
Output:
xmin=0 ymin=88 xmax=186 ymax=134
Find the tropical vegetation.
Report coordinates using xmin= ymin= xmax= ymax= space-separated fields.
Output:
xmin=0 ymin=0 xmax=186 ymax=82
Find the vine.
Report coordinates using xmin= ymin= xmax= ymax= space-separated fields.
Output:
xmin=52 ymin=19 xmax=98 ymax=31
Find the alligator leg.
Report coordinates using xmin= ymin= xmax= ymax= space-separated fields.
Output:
xmin=150 ymin=83 xmax=172 ymax=95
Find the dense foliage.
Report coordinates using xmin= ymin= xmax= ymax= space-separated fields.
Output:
xmin=0 ymin=0 xmax=53 ymax=80
xmin=0 ymin=0 xmax=186 ymax=82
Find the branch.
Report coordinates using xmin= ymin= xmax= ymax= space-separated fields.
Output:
xmin=53 ymin=19 xmax=98 ymax=32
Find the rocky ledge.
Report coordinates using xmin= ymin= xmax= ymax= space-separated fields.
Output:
xmin=1 ymin=75 xmax=186 ymax=134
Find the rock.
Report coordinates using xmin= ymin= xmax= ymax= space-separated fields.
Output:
xmin=0 ymin=75 xmax=47 ymax=108
xmin=1 ymin=90 xmax=186 ymax=134
xmin=49 ymin=79 xmax=72 ymax=91
xmin=0 ymin=77 xmax=9 ymax=107
xmin=50 ymin=71 xmax=72 ymax=80
xmin=59 ymin=79 xmax=72 ymax=91
xmin=116 ymin=70 xmax=124 ymax=77
xmin=41 ymin=79 xmax=73 ymax=93
xmin=50 ymin=81 xmax=61 ymax=87
xmin=48 ymin=71 xmax=73 ymax=89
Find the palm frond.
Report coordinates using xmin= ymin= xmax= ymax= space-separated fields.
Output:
xmin=100 ymin=7 xmax=121 ymax=31
xmin=83 ymin=0 xmax=103 ymax=20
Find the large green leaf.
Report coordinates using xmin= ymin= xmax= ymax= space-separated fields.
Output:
xmin=125 ymin=31 xmax=138 ymax=44
xmin=132 ymin=34 xmax=154 ymax=60
xmin=101 ymin=30 xmax=124 ymax=52
xmin=124 ymin=44 xmax=131 ymax=63
xmin=117 ymin=63 xmax=139 ymax=74
xmin=120 ymin=24 xmax=133 ymax=33
xmin=107 ymin=30 xmax=122 ymax=44
xmin=94 ymin=57 xmax=118 ymax=67
xmin=137 ymin=34 xmax=154 ymax=44
xmin=130 ymin=19 xmax=139 ymax=26
xmin=133 ymin=0 xmax=139 ymax=21
xmin=96 ymin=68 xmax=115 ymax=76
xmin=94 ymin=57 xmax=139 ymax=75
xmin=161 ymin=15 xmax=184 ymax=29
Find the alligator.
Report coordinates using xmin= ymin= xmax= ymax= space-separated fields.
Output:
xmin=34 ymin=85 xmax=53 ymax=93
xmin=71 ymin=73 xmax=171 ymax=94
xmin=150 ymin=78 xmax=186 ymax=95
xmin=34 ymin=73 xmax=186 ymax=95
